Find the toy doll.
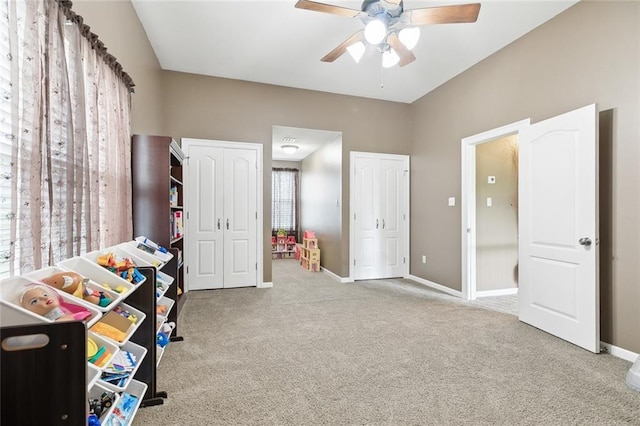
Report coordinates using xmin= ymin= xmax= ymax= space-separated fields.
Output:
xmin=41 ymin=271 xmax=112 ymax=307
xmin=18 ymin=283 xmax=92 ymax=322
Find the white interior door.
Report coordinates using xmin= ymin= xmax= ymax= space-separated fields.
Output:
xmin=223 ymin=148 xmax=257 ymax=288
xmin=187 ymin=145 xmax=224 ymax=290
xmin=519 ymin=104 xmax=599 ymax=352
xmin=184 ymin=140 xmax=260 ymax=291
xmin=353 ymin=156 xmax=379 ymax=279
xmin=352 ymin=152 xmax=409 ymax=281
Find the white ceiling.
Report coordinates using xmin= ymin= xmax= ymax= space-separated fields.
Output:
xmin=130 ymin=0 xmax=578 ymax=159
xmin=272 ymin=125 xmax=341 ymax=161
xmin=131 ymin=0 xmax=578 ymax=104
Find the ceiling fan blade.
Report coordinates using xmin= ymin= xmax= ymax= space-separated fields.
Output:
xmin=295 ymin=0 xmax=362 ymax=18
xmin=321 ymin=30 xmax=365 ymax=63
xmin=402 ymin=3 xmax=481 ymax=25
xmin=387 ymin=32 xmax=416 ymax=67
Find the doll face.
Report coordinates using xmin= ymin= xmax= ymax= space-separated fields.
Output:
xmin=20 ymin=286 xmax=60 ymax=315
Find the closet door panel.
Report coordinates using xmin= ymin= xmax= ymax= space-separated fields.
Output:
xmin=223 ymin=148 xmax=257 ymax=288
xmin=188 ymin=147 xmax=224 ymax=290
xmin=380 ymin=159 xmax=406 ymax=278
xmin=354 ymin=157 xmax=380 ymax=279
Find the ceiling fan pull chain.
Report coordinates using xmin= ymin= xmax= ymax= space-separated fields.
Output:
xmin=380 ymin=61 xmax=384 ymax=89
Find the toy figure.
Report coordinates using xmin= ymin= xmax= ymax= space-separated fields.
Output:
xmin=18 ymin=283 xmax=92 ymax=322
xmin=41 ymin=272 xmax=112 ymax=307
xmin=40 ymin=271 xmax=84 ymax=298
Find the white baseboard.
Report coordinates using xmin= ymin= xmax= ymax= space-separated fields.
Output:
xmin=475 ymin=288 xmax=519 ymax=298
xmin=257 ymin=281 xmax=273 ymax=288
xmin=407 ymin=275 xmax=463 ymax=298
xmin=601 ymin=342 xmax=639 ymax=362
xmin=321 ymin=267 xmax=351 ymax=283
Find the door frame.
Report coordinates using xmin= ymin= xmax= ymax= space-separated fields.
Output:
xmin=182 ymin=138 xmax=264 ymax=291
xmin=461 ymin=119 xmax=530 ymax=300
xmin=349 ymin=151 xmax=410 ymax=282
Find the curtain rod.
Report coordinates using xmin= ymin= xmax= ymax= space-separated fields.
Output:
xmin=58 ymin=0 xmax=136 ymax=93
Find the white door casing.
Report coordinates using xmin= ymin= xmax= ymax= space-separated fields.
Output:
xmin=350 ymin=152 xmax=409 ymax=281
xmin=518 ymin=104 xmax=599 ymax=353
xmin=461 ymin=119 xmax=530 ymax=300
xmin=183 ymin=139 xmax=262 ymax=291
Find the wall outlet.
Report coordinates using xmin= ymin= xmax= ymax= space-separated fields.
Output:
xmin=422 ymin=255 xmax=427 ymax=264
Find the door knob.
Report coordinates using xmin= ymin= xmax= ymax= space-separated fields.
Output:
xmin=217 ymin=218 xmax=221 ymax=230
xmin=578 ymin=237 xmax=592 ymax=247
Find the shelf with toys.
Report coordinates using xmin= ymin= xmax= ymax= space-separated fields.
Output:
xmin=271 ymin=231 xmax=297 ymax=259
xmin=0 ymin=247 xmax=153 ymax=425
xmin=300 ymin=230 xmax=321 ymax=272
xmin=132 ymin=135 xmax=186 ymax=329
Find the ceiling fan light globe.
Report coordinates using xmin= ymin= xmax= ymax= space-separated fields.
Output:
xmin=382 ymin=48 xmax=399 ymax=68
xmin=347 ymin=41 xmax=366 ymax=63
xmin=399 ymin=27 xmax=420 ymax=50
xmin=364 ymin=20 xmax=386 ymax=45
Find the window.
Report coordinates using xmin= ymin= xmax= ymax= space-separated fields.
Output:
xmin=0 ymin=0 xmax=133 ymax=279
xmin=272 ymin=168 xmax=299 ymax=236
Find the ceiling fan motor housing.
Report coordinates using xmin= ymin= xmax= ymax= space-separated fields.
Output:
xmin=361 ymin=0 xmax=404 ymax=26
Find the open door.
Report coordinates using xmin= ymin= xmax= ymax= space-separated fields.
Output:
xmin=518 ymin=104 xmax=599 ymax=353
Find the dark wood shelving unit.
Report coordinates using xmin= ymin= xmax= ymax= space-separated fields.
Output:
xmin=131 ymin=135 xmax=185 ymax=338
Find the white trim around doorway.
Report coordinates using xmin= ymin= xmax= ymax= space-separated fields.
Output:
xmin=461 ymin=119 xmax=530 ymax=300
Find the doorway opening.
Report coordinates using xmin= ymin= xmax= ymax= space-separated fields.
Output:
xmin=271 ymin=125 xmax=342 ymax=278
xmin=461 ymin=119 xmax=530 ymax=305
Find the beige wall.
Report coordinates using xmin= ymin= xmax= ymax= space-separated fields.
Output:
xmin=72 ymin=1 xmax=164 ymax=134
xmin=160 ymin=71 xmax=412 ymax=279
xmin=475 ymin=136 xmax=518 ymax=292
xmin=410 ymin=1 xmax=639 ymax=352
xmin=300 ymin=138 xmax=342 ymax=274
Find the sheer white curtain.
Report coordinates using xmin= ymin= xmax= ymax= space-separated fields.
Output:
xmin=0 ymin=0 xmax=133 ymax=278
xmin=272 ymin=168 xmax=299 ymax=236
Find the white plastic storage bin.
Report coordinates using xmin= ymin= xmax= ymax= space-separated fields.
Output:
xmin=57 ymin=256 xmax=136 ymax=297
xmin=102 ymin=378 xmax=147 ymax=426
xmin=155 ymin=271 xmax=174 ymax=299
xmin=98 ymin=340 xmax=147 ymax=392
xmin=627 ymin=356 xmax=640 ymax=392
xmin=87 ymin=331 xmax=119 ymax=370
xmin=88 ymin=382 xmax=120 ymax=424
xmin=82 ymin=248 xmax=147 ymax=287
xmin=134 ymin=236 xmax=174 ymax=263
xmin=0 ymin=276 xmax=102 ymax=327
xmin=118 ymin=241 xmax=167 ymax=269
xmin=87 ymin=362 xmax=102 ymax=390
xmin=89 ymin=302 xmax=145 ymax=347
xmin=24 ymin=266 xmax=125 ymax=313
xmin=156 ymin=296 xmax=175 ymax=322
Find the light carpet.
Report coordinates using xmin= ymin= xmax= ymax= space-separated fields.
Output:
xmin=133 ymin=259 xmax=639 ymax=425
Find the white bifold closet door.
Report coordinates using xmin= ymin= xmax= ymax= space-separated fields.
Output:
xmin=352 ymin=152 xmax=409 ymax=280
xmin=186 ymin=142 xmax=258 ymax=290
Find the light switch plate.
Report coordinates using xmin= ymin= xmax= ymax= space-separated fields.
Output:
xmin=448 ymin=197 xmax=455 ymax=207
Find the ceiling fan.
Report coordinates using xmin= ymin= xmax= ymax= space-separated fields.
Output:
xmin=295 ymin=0 xmax=481 ymax=68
